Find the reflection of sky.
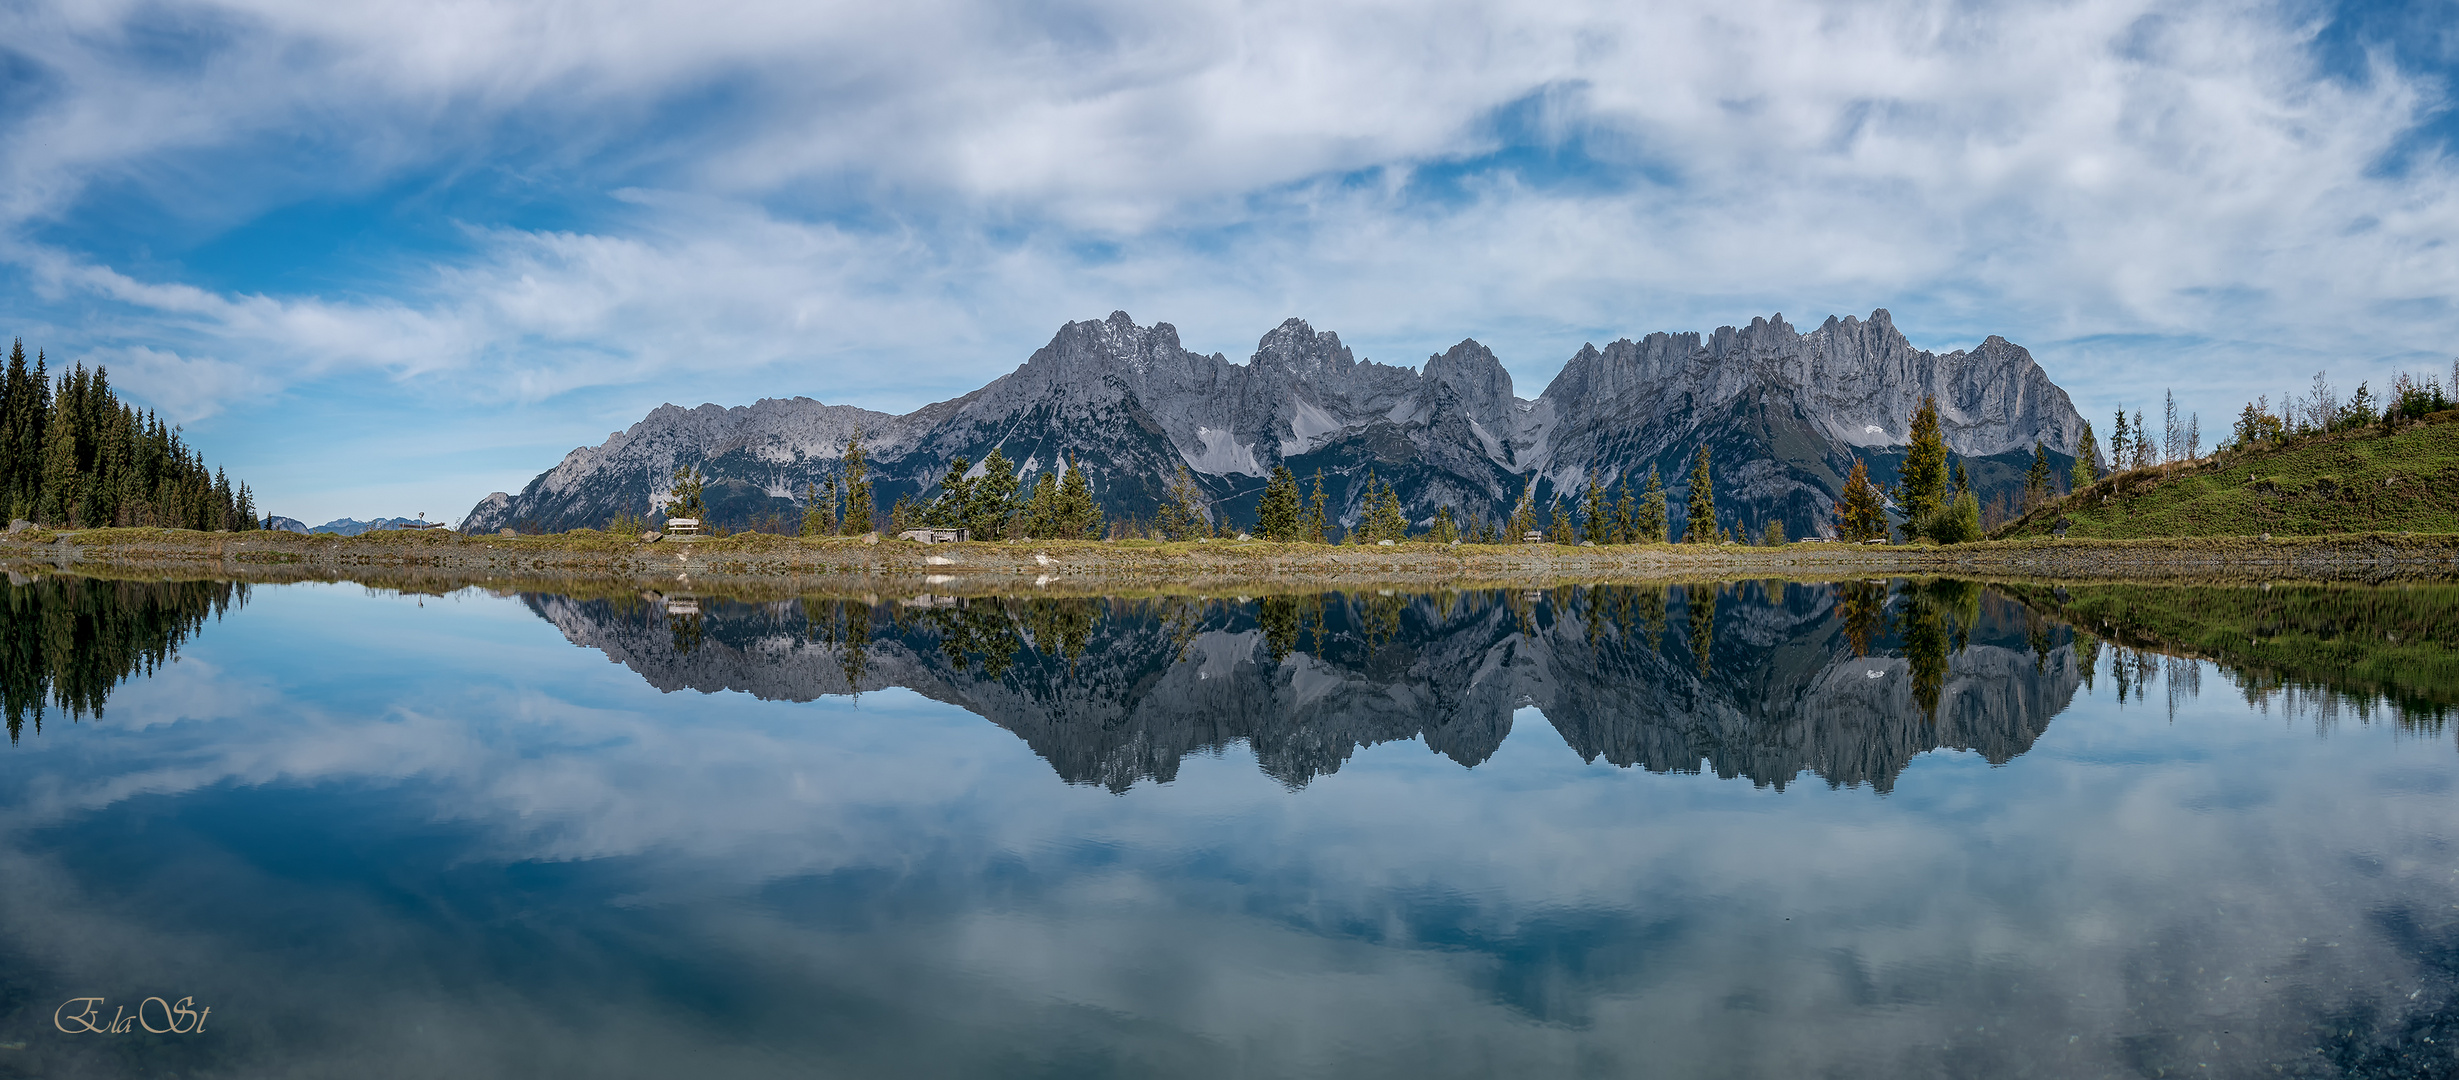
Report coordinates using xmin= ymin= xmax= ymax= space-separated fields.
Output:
xmin=2 ymin=585 xmax=2455 ymax=1077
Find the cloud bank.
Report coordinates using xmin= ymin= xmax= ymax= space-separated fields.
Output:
xmin=0 ymin=0 xmax=2452 ymax=519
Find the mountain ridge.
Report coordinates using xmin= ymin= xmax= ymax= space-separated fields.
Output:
xmin=464 ymin=309 xmax=2090 ymax=538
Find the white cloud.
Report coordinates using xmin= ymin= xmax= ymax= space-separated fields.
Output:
xmin=0 ymin=0 xmax=2452 ymax=517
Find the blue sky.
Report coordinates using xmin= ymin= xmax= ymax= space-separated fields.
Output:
xmin=1 ymin=0 xmax=2454 ymax=524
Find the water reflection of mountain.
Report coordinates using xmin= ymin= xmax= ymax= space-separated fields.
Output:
xmin=2 ymin=574 xmax=249 ymax=742
xmin=530 ymin=583 xmax=2085 ymax=792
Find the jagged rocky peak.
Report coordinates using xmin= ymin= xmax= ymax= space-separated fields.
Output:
xmin=461 ymin=306 xmax=2090 ymax=539
xmin=1250 ymin=318 xmax=1353 ymax=377
xmin=1423 ymin=339 xmax=1519 ymax=428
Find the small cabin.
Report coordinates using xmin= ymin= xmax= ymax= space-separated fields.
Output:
xmin=1522 ymin=531 xmax=1546 ymax=544
xmin=896 ymin=528 xmax=969 ymax=544
xmin=665 ymin=517 xmax=702 ymax=536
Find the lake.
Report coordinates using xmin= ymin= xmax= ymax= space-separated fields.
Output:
xmin=2 ymin=576 xmax=2455 ymax=1078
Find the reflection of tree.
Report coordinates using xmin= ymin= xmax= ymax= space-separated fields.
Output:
xmin=1685 ymin=584 xmax=1717 ymax=676
xmin=2005 ymin=582 xmax=2459 ymax=734
xmin=1258 ymin=595 xmax=1321 ymax=661
xmin=1899 ymin=580 xmax=1989 ymax=722
xmin=1018 ymin=599 xmax=1097 ymax=665
xmin=803 ymin=598 xmax=874 ymax=691
xmin=1839 ymin=580 xmax=1889 ymax=658
xmin=1900 ymin=592 xmax=1950 ymax=721
xmin=1358 ymin=591 xmax=1407 ymax=648
xmin=667 ymin=609 xmax=703 ymax=655
xmin=3 ymin=576 xmax=249 ymax=743
xmin=914 ymin=600 xmax=1021 ymax=680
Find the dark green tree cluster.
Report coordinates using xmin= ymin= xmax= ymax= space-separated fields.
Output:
xmin=1015 ymin=458 xmax=1104 ymax=539
xmin=1573 ymin=468 xmax=1668 ymax=544
xmin=1683 ymin=447 xmax=1717 ymax=542
xmin=1355 ymin=472 xmax=1410 ymax=543
xmin=1255 ymin=466 xmax=1304 ymax=541
xmin=918 ymin=448 xmax=1025 ymax=539
xmin=1 ymin=343 xmax=258 ymax=530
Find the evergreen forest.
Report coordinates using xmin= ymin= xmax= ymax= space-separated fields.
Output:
xmin=0 ymin=341 xmax=259 ymax=529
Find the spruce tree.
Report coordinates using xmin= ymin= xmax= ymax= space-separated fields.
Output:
xmin=839 ymin=428 xmax=872 ymax=534
xmin=1020 ymin=472 xmax=1061 ymax=538
xmin=2109 ymin=409 xmax=2131 ymax=472
xmin=1898 ymin=394 xmax=1948 ymax=538
xmin=1683 ymin=447 xmax=1715 ymax=543
xmin=1304 ymin=471 xmax=1330 ymax=543
xmin=2024 ymin=442 xmax=2052 ymax=509
xmin=1578 ymin=469 xmax=1610 ymax=543
xmin=1056 ymin=456 xmax=1102 ymax=538
xmin=1505 ymin=481 xmax=1540 ymax=539
xmin=1549 ymin=502 xmax=1574 ymax=545
xmin=1836 ymin=457 xmax=1888 ymax=542
xmin=38 ymin=408 xmax=77 ymax=525
xmin=1636 ymin=467 xmax=1668 ymax=544
xmin=969 ymin=448 xmax=1019 ymax=540
xmin=2070 ymin=420 xmax=2099 ymax=492
xmin=927 ymin=456 xmax=975 ymax=528
xmin=801 ymin=483 xmax=829 ymax=537
xmin=1256 ymin=465 xmax=1301 ymax=541
xmin=1360 ymin=474 xmax=1409 ymax=542
xmin=1428 ymin=505 xmax=1459 ymax=543
xmin=1611 ymin=481 xmax=1637 ymax=544
xmin=1155 ymin=465 xmax=1209 ymax=540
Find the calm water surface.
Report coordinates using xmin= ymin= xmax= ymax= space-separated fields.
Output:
xmin=2 ymin=577 xmax=2456 ymax=1078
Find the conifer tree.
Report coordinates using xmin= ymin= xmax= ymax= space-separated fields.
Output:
xmin=2024 ymin=441 xmax=2052 ymax=508
xmin=801 ymin=482 xmax=830 ymax=537
xmin=1056 ymin=456 xmax=1102 ymax=538
xmin=1952 ymin=458 xmax=1970 ymax=496
xmin=1505 ymin=481 xmax=1540 ymax=539
xmin=1898 ymin=394 xmax=1949 ymax=536
xmin=1304 ymin=471 xmax=1330 ymax=543
xmin=1836 ymin=457 xmax=1888 ymax=542
xmin=1683 ymin=447 xmax=1716 ymax=542
xmin=1020 ymin=471 xmax=1061 ymax=538
xmin=1636 ymin=467 xmax=1669 ymax=544
xmin=1428 ymin=505 xmax=1459 ymax=544
xmin=1578 ymin=469 xmax=1610 ymax=543
xmin=1155 ymin=465 xmax=1210 ymax=540
xmin=1256 ymin=465 xmax=1301 ymax=541
xmin=2070 ymin=420 xmax=2099 ymax=492
xmin=2109 ymin=409 xmax=2131 ymax=472
xmin=839 ymin=428 xmax=873 ymax=534
xmin=1359 ymin=473 xmax=1409 ymax=542
xmin=1610 ymin=480 xmax=1637 ymax=544
xmin=926 ymin=456 xmax=975 ymax=528
xmin=1549 ymin=501 xmax=1575 ymax=545
xmin=969 ymin=448 xmax=1019 ymax=540
xmin=2130 ymin=409 xmax=2153 ymax=471
xmin=39 ymin=409 xmax=77 ymax=525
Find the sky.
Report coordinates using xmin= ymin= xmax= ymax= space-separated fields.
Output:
xmin=1 ymin=0 xmax=2454 ymax=525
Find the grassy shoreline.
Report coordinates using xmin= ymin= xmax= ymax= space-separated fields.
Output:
xmin=5 ymin=524 xmax=2457 ymax=595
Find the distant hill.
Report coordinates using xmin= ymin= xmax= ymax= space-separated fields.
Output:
xmin=464 ymin=309 xmax=2087 ymax=540
xmin=308 ymin=516 xmax=437 ymax=536
xmin=264 ymin=515 xmax=309 ymax=533
xmin=1996 ymin=410 xmax=2459 ymax=539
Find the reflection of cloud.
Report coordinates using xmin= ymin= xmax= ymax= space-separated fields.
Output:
xmin=1 ymin=595 xmax=2455 ymax=1075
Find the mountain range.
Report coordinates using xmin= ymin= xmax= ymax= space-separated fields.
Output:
xmin=463 ymin=310 xmax=2090 ymax=539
